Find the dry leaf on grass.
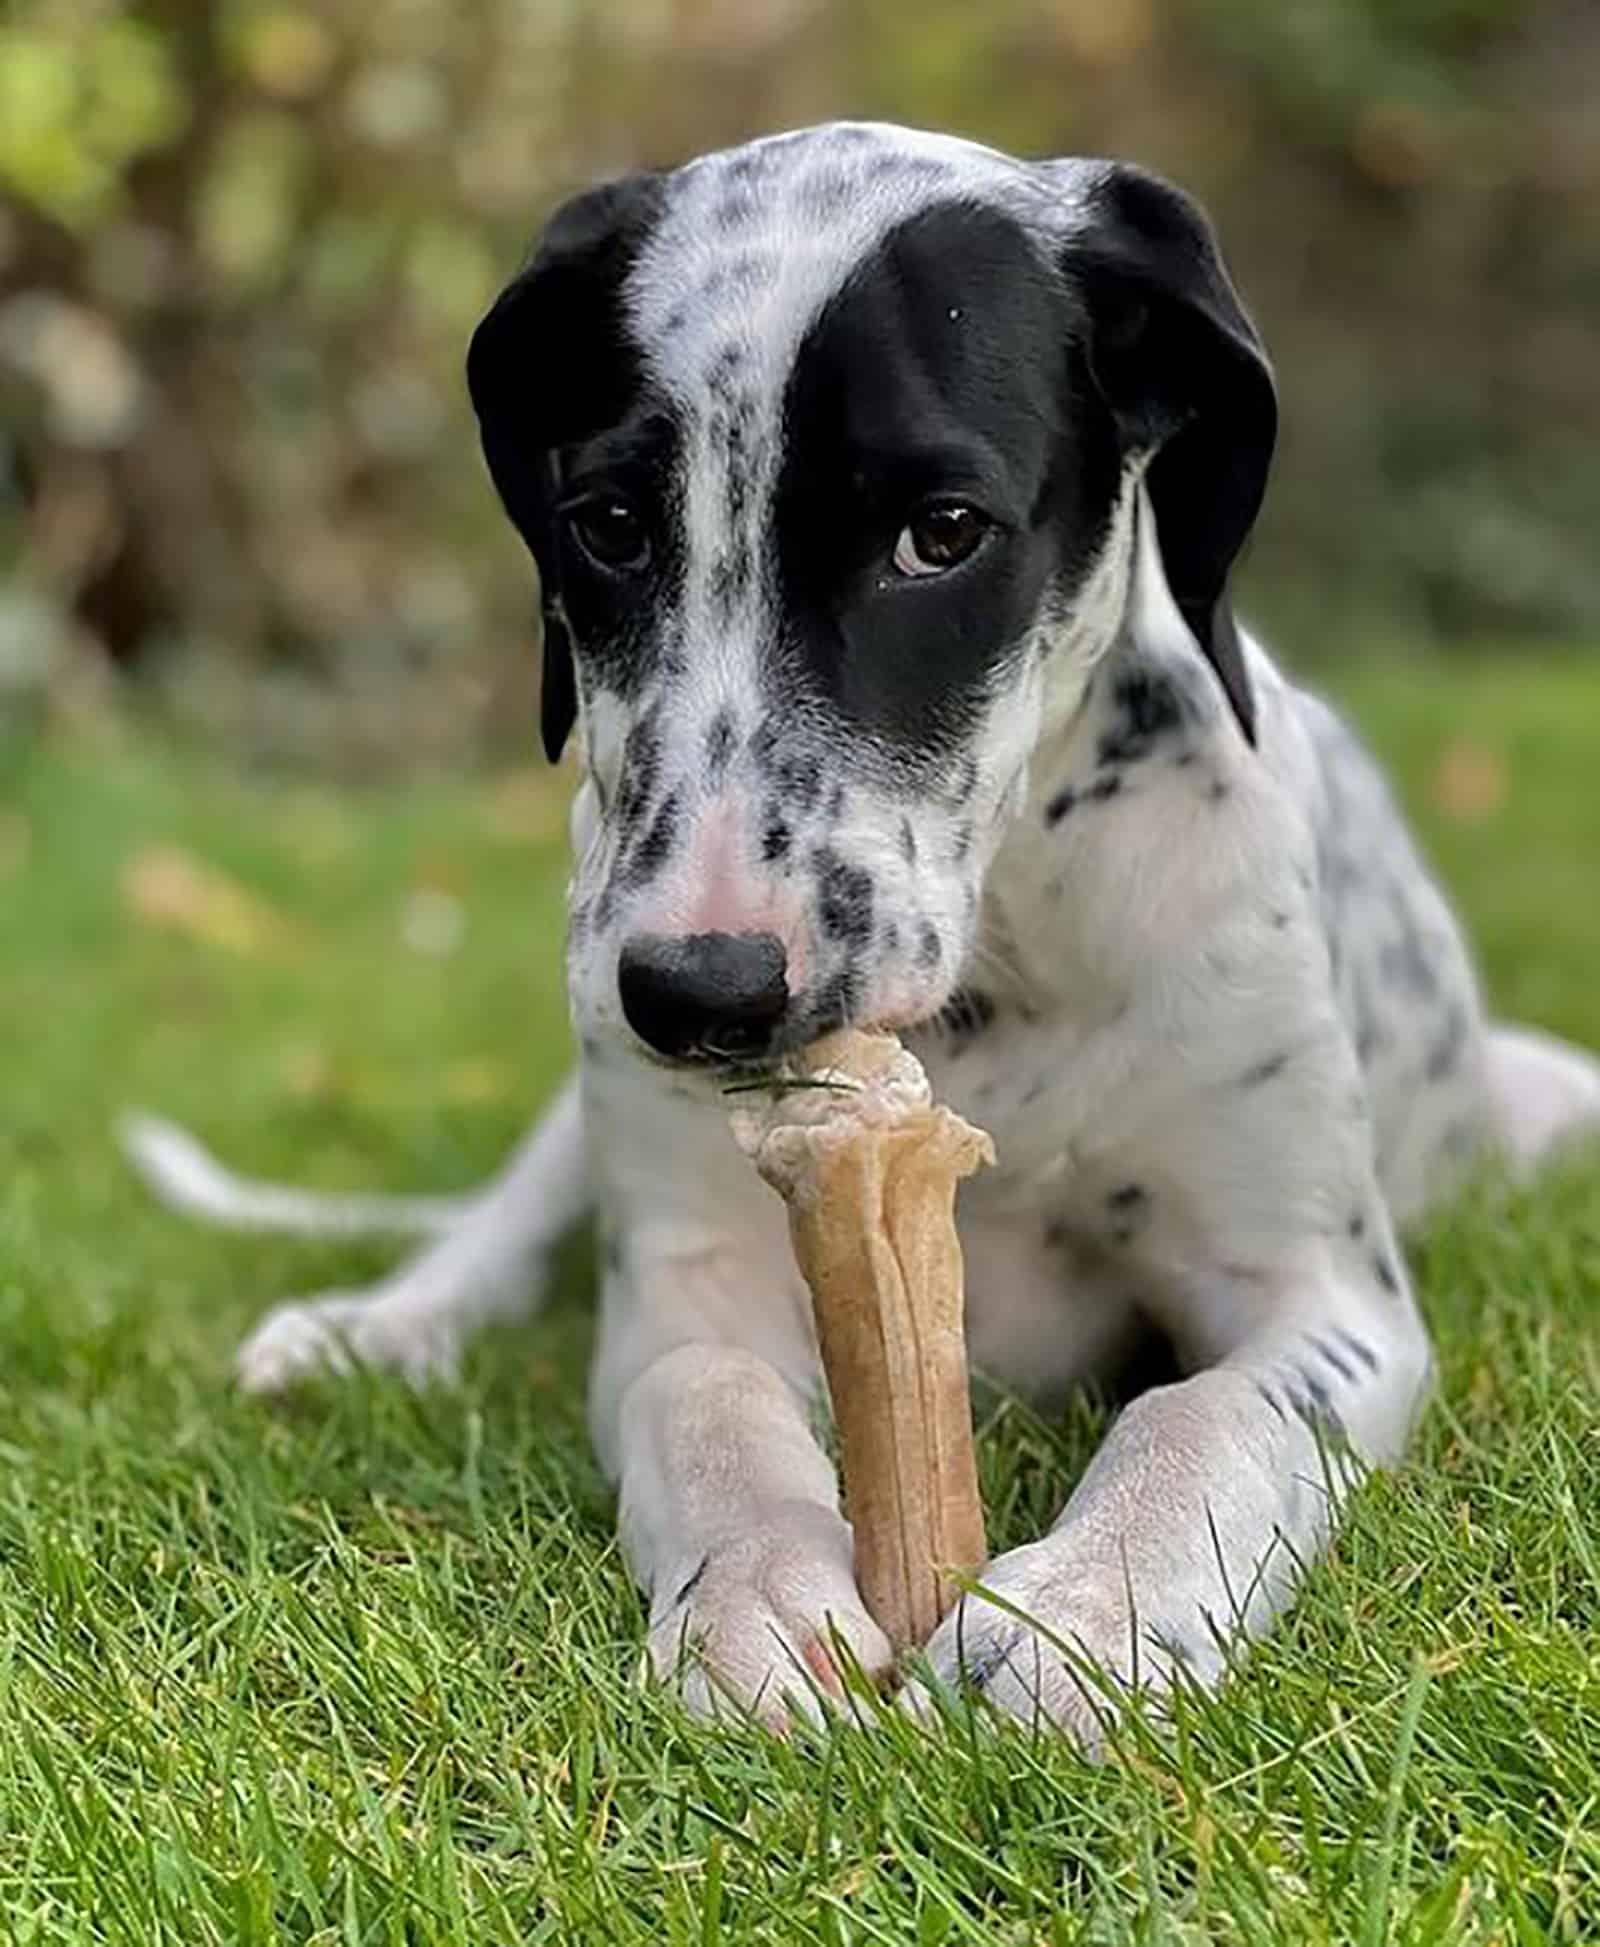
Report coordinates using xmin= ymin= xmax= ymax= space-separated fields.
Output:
xmin=123 ymin=845 xmax=300 ymax=956
xmin=1430 ymin=740 xmax=1508 ymax=824
xmin=442 ymin=1057 xmax=513 ymax=1104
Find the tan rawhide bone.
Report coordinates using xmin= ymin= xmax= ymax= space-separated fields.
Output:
xmin=729 ymin=1030 xmax=992 ymax=1657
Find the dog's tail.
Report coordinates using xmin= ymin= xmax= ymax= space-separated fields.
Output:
xmin=119 ymin=1112 xmax=478 ymax=1238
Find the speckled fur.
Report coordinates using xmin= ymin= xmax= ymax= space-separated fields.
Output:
xmin=139 ymin=123 xmax=1600 ymax=1744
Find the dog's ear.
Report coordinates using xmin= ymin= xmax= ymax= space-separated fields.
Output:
xmin=467 ymin=174 xmax=664 ymax=762
xmin=1063 ymin=165 xmax=1276 ymax=744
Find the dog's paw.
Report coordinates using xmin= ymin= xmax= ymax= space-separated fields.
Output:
xmin=646 ymin=1514 xmax=894 ymax=1732
xmin=903 ymin=1538 xmax=1227 ymax=1750
xmin=235 ymin=1292 xmax=462 ymax=1394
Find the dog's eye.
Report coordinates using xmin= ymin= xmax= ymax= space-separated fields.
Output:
xmin=568 ymin=497 xmax=650 ymax=573
xmin=892 ymin=503 xmax=990 ymax=578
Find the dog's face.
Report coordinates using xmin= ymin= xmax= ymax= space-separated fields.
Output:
xmin=469 ymin=125 xmax=1274 ymax=1067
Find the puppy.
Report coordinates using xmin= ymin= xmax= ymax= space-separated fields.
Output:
xmin=130 ymin=122 xmax=1600 ymax=1738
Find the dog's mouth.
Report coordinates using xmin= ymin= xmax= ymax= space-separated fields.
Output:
xmin=625 ymin=993 xmax=951 ymax=1082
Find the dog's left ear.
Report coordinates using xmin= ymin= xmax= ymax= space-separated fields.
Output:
xmin=467 ymin=173 xmax=664 ymax=762
xmin=1063 ymin=164 xmax=1277 ymax=744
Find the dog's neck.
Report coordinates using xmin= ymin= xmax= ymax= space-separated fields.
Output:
xmin=971 ymin=482 xmax=1234 ymax=1018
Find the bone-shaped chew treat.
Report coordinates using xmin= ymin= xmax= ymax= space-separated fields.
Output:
xmin=730 ymin=1030 xmax=993 ymax=1657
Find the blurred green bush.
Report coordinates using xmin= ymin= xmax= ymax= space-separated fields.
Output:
xmin=2 ymin=0 xmax=1596 ymax=763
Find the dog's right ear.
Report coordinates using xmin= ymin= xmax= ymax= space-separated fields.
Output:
xmin=1061 ymin=164 xmax=1276 ymax=746
xmin=467 ymin=173 xmax=664 ymax=762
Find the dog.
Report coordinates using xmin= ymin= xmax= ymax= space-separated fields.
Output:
xmin=127 ymin=121 xmax=1600 ymax=1740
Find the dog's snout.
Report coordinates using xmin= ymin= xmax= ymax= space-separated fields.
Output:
xmin=618 ymin=931 xmax=789 ymax=1061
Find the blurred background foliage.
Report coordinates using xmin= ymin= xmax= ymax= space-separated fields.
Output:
xmin=1 ymin=0 xmax=1596 ymax=768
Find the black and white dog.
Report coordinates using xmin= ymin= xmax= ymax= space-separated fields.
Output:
xmin=131 ymin=123 xmax=1600 ymax=1739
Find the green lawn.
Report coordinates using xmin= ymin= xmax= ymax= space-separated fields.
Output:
xmin=1 ymin=657 xmax=1598 ymax=1944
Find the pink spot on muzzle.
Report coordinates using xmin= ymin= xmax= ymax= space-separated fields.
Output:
xmin=633 ymin=796 xmax=812 ymax=989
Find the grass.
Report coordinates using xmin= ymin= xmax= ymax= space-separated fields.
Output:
xmin=1 ymin=654 xmax=1598 ymax=1944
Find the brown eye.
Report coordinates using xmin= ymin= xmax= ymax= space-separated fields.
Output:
xmin=892 ymin=502 xmax=991 ymax=578
xmin=569 ymin=497 xmax=650 ymax=572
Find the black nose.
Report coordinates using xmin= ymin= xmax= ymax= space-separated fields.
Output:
xmin=617 ymin=931 xmax=789 ymax=1061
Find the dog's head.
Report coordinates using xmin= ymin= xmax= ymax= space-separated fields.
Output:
xmin=468 ymin=124 xmax=1274 ymax=1068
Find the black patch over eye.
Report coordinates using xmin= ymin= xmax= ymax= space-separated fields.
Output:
xmin=566 ymin=496 xmax=650 ymax=573
xmin=892 ymin=502 xmax=991 ymax=579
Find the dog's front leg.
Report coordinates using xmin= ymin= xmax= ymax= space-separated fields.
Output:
xmin=912 ymin=1252 xmax=1433 ymax=1746
xmin=610 ymin=1340 xmax=894 ymax=1729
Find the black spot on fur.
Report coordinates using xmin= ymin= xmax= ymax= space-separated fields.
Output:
xmin=1378 ymin=892 xmax=1439 ymax=999
xmin=952 ymin=821 xmax=974 ymax=864
xmin=774 ymin=754 xmax=822 ymax=813
xmin=709 ymin=542 xmax=753 ymax=616
xmin=1352 ymin=981 xmax=1387 ymax=1066
xmin=625 ymin=788 xmax=680 ymax=887
xmin=808 ymin=964 xmax=860 ymax=1035
xmin=814 ymin=848 xmax=875 ymax=945
xmin=1373 ymin=1252 xmax=1401 ymax=1297
xmin=1347 ymin=1211 xmax=1367 ymax=1240
xmin=806 ymin=171 xmax=854 ymax=218
xmin=706 ymin=341 xmax=747 ymax=393
xmin=1423 ymin=1001 xmax=1469 ymax=1082
xmin=1098 ymin=667 xmax=1189 ymax=767
xmin=714 ymin=191 xmax=757 ymax=230
xmin=936 ymin=988 xmax=995 ymax=1045
xmin=1045 ymin=785 xmax=1077 ymax=827
xmin=761 ymin=816 xmax=792 ymax=863
xmin=705 ymin=709 xmax=737 ymax=780
xmin=1105 ymin=1185 xmax=1150 ymax=1244
xmin=615 ymin=714 xmax=662 ymax=833
xmin=828 ymin=780 xmax=847 ymax=821
xmin=1089 ymin=772 xmax=1123 ymax=803
xmin=726 ymin=148 xmax=771 ymax=184
xmin=1207 ymin=776 xmax=1232 ymax=803
xmin=900 ymin=818 xmax=918 ymax=866
xmin=916 ymin=922 xmax=942 ymax=969
xmin=751 ymin=715 xmax=781 ymax=768
xmin=1241 ymin=1051 xmax=1289 ymax=1088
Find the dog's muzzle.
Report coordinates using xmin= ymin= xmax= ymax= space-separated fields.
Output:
xmin=617 ymin=931 xmax=790 ymax=1062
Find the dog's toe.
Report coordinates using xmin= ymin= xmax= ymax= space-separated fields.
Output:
xmin=646 ymin=1523 xmax=893 ymax=1730
xmin=903 ymin=1539 xmax=1222 ymax=1750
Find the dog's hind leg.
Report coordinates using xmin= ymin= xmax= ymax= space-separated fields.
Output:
xmin=232 ymin=1077 xmax=589 ymax=1392
xmin=1485 ymin=1023 xmax=1600 ymax=1173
